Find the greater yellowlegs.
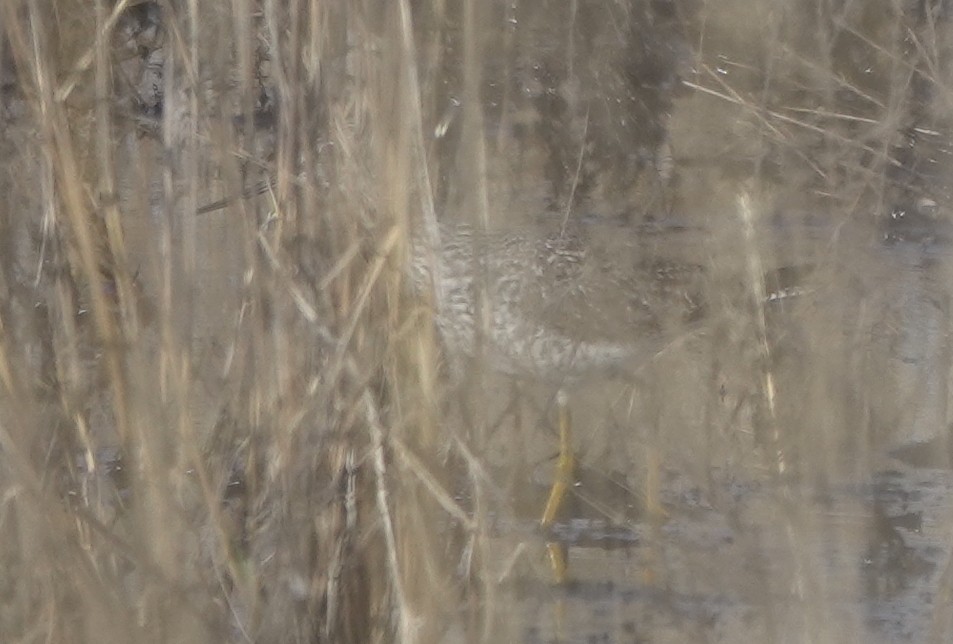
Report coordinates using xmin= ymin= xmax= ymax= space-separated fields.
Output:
xmin=411 ymin=218 xmax=711 ymax=581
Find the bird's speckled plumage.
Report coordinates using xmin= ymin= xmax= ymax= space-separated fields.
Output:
xmin=412 ymin=221 xmax=707 ymax=381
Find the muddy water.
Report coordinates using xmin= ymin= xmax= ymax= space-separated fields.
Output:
xmin=475 ymin=220 xmax=953 ymax=644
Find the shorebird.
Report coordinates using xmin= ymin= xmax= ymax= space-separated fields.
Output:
xmin=411 ymin=217 xmax=712 ymax=581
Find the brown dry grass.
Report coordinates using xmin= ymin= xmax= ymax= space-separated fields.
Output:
xmin=0 ymin=1 xmax=952 ymax=642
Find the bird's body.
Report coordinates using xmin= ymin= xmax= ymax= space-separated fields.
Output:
xmin=410 ymin=218 xmax=716 ymax=581
xmin=411 ymin=220 xmax=708 ymax=382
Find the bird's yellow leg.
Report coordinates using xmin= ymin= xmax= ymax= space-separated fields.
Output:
xmin=541 ymin=391 xmax=574 ymax=583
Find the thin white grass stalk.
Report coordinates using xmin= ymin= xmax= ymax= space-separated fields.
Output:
xmin=496 ymin=542 xmax=530 ymax=584
xmin=738 ymin=192 xmax=782 ymax=474
xmin=27 ymin=3 xmax=132 ymax=446
xmin=366 ymin=386 xmax=419 ymax=643
xmin=739 ymin=192 xmax=813 ymax=606
xmin=257 ymin=225 xmax=319 ymax=323
xmin=560 ymin=106 xmax=590 ymax=237
xmin=95 ymin=1 xmax=140 ymax=338
xmin=462 ymin=0 xmax=490 ymax=235
xmin=396 ymin=0 xmax=444 ymax=307
xmin=182 ymin=0 xmax=200 ymax=278
xmin=784 ymin=103 xmax=941 ymax=138
xmin=261 ymin=224 xmax=417 ymax=639
xmin=458 ymin=3 xmax=497 ymax=632
xmin=686 ymin=73 xmax=904 ymax=172
xmin=389 ymin=435 xmax=476 ymax=531
xmin=450 ymin=435 xmax=508 ymax=504
xmin=0 ymin=325 xmax=18 ymax=399
xmin=324 ymin=446 xmax=361 ymax=641
xmin=904 ymin=24 xmax=953 ymax=106
xmin=324 ymin=225 xmax=401 ymax=386
xmin=336 ymin=225 xmax=402 ymax=349
xmin=832 ymin=18 xmax=917 ymax=75
xmin=316 ymin=239 xmax=366 ymax=294
xmin=693 ymin=73 xmax=830 ymax=182
xmin=32 ymin=141 xmax=56 ymax=288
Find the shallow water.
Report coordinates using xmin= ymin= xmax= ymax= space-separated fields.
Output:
xmin=470 ymin=220 xmax=953 ymax=643
xmin=9 ymin=2 xmax=951 ymax=641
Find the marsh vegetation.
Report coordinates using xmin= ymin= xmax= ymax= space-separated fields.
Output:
xmin=1 ymin=1 xmax=953 ymax=642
